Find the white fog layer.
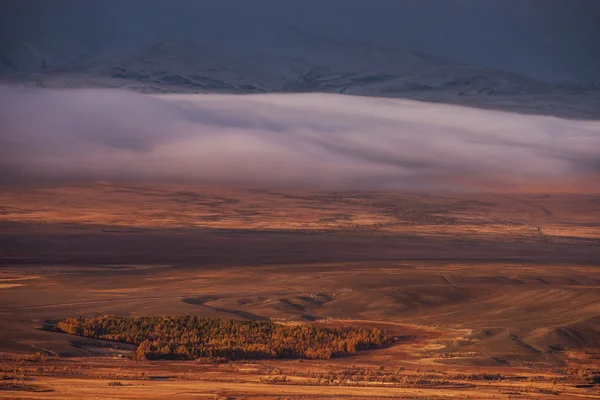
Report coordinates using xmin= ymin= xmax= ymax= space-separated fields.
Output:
xmin=1 ymin=87 xmax=598 ymax=189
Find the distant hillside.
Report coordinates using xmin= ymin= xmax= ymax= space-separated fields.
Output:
xmin=1 ymin=1 xmax=598 ymax=118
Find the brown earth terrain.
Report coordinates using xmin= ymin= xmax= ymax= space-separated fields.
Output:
xmin=0 ymin=183 xmax=599 ymax=399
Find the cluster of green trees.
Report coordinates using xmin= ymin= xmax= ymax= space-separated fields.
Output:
xmin=56 ymin=315 xmax=386 ymax=360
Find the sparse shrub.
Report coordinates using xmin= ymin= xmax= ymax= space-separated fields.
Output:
xmin=261 ymin=374 xmax=288 ymax=383
xmin=10 ymin=352 xmax=46 ymax=363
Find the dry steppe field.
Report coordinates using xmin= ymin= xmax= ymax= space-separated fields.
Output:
xmin=1 ymin=184 xmax=600 ymax=399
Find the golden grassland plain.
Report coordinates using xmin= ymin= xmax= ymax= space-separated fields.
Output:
xmin=1 ymin=183 xmax=599 ymax=399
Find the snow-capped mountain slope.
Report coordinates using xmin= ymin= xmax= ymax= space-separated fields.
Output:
xmin=2 ymin=0 xmax=599 ymax=83
xmin=2 ymin=22 xmax=444 ymax=92
xmin=1 ymin=1 xmax=598 ymax=119
xmin=0 ymin=26 xmax=555 ymax=95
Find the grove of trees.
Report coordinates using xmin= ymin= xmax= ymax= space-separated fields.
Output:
xmin=56 ymin=315 xmax=386 ymax=360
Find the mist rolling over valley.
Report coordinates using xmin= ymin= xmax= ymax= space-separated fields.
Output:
xmin=1 ymin=87 xmax=599 ymax=190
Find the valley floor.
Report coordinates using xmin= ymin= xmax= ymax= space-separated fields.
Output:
xmin=1 ymin=184 xmax=599 ymax=398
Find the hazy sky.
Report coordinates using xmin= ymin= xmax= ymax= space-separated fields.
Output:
xmin=1 ymin=87 xmax=598 ymax=189
xmin=1 ymin=0 xmax=599 ymax=81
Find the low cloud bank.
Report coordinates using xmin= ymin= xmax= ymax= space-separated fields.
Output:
xmin=1 ymin=87 xmax=598 ymax=190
